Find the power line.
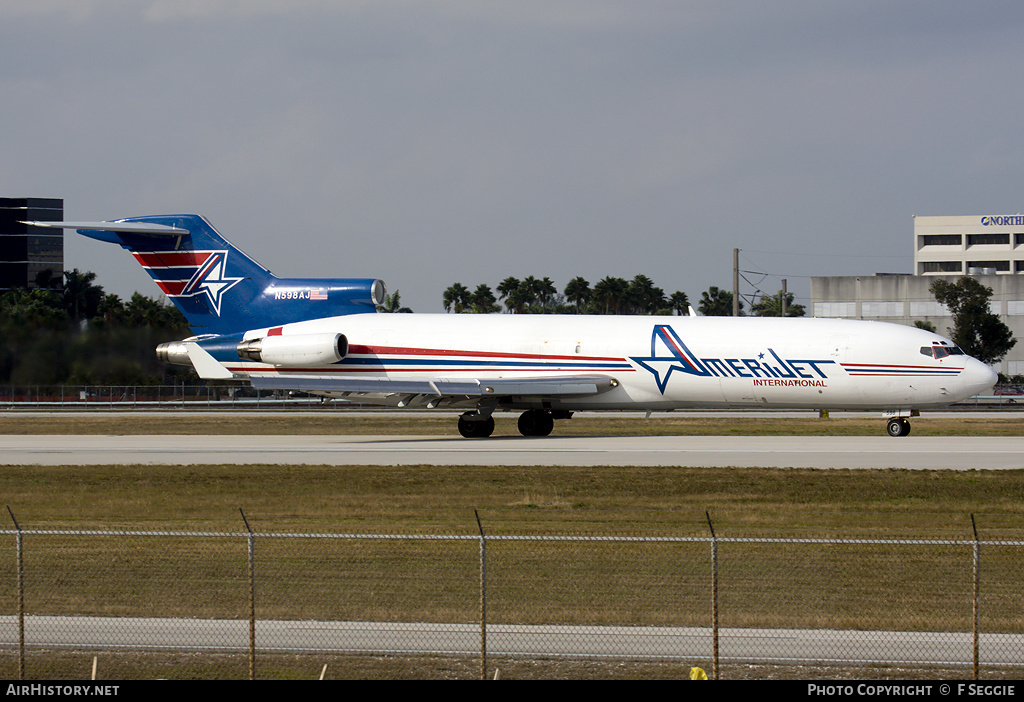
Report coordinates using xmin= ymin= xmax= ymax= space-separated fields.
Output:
xmin=741 ymin=248 xmax=910 ymax=260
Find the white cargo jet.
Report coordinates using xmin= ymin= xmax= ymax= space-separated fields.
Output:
xmin=28 ymin=215 xmax=997 ymax=437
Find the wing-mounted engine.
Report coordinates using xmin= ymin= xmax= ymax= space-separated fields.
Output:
xmin=236 ymin=332 xmax=349 ymax=367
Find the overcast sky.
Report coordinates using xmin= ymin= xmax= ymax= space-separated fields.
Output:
xmin=4 ymin=1 xmax=1024 ymax=313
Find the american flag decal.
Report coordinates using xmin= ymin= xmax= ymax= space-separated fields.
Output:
xmin=310 ymin=288 xmax=328 ymax=301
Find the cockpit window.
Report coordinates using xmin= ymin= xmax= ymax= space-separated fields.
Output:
xmin=920 ymin=344 xmax=965 ymax=359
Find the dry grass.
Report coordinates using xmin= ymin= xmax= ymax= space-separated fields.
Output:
xmin=1 ymin=411 xmax=1023 ymax=436
xmin=2 ymin=463 xmax=1023 ymax=537
xmin=5 ymin=651 xmax=1021 ymax=680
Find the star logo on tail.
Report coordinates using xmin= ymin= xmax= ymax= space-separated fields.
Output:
xmin=180 ymin=251 xmax=243 ymax=316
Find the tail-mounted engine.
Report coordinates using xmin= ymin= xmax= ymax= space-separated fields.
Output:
xmin=156 ymin=341 xmax=191 ymax=366
xmin=236 ymin=332 xmax=348 ymax=367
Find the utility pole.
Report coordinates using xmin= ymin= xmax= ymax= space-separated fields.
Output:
xmin=781 ymin=278 xmax=788 ymax=317
xmin=732 ymin=248 xmax=739 ymax=317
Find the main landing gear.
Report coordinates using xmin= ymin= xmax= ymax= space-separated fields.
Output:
xmin=458 ymin=412 xmax=495 ymax=438
xmin=886 ymin=417 xmax=912 ymax=437
xmin=457 ymin=409 xmax=564 ymax=438
xmin=517 ymin=409 xmax=554 ymax=437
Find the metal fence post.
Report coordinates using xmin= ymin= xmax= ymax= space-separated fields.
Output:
xmin=475 ymin=510 xmax=487 ymax=681
xmin=7 ymin=506 xmax=24 ymax=680
xmin=971 ymin=514 xmax=980 ymax=681
xmin=240 ymin=509 xmax=256 ymax=680
xmin=706 ymin=511 xmax=719 ymax=680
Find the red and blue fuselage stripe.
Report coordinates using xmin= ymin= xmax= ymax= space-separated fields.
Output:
xmin=841 ymin=363 xmax=960 ymax=376
xmin=225 ymin=344 xmax=633 ymax=375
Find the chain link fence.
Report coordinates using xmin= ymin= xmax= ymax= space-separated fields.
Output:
xmin=2 ymin=384 xmax=1022 ymax=409
xmin=0 ymin=516 xmax=1021 ymax=680
xmin=0 ymin=385 xmax=329 ymax=410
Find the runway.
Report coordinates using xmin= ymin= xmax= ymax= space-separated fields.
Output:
xmin=4 ymin=433 xmax=1024 ymax=469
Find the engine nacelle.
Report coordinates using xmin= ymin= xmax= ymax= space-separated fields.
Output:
xmin=237 ymin=333 xmax=348 ymax=367
xmin=156 ymin=341 xmax=191 ymax=367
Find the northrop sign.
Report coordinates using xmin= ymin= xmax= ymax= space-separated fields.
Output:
xmin=981 ymin=215 xmax=1024 ymax=226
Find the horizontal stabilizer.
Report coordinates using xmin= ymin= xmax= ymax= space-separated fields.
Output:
xmin=20 ymin=220 xmax=189 ymax=235
xmin=186 ymin=343 xmax=236 ymax=380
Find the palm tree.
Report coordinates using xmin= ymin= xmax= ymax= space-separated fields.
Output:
xmin=564 ymin=277 xmax=591 ymax=314
xmin=698 ymin=286 xmax=742 ymax=316
xmin=751 ymin=289 xmax=805 ymax=317
xmin=63 ymin=269 xmax=104 ymax=322
xmin=505 ymin=286 xmax=530 ymax=314
xmin=33 ymin=269 xmax=61 ymax=290
xmin=669 ymin=290 xmax=690 ymax=316
xmin=97 ymin=293 xmax=126 ymax=325
xmin=496 ymin=277 xmax=521 ymax=313
xmin=593 ymin=276 xmax=628 ymax=314
xmin=377 ymin=289 xmax=413 ymax=313
xmin=124 ymin=292 xmax=188 ymax=328
xmin=442 ymin=283 xmax=472 ymax=313
xmin=536 ymin=277 xmax=557 ymax=313
xmin=625 ymin=274 xmax=652 ymax=314
xmin=124 ymin=292 xmax=164 ymax=326
xmin=471 ymin=284 xmax=500 ymax=314
xmin=625 ymin=274 xmax=667 ymax=314
xmin=519 ymin=276 xmax=541 ymax=311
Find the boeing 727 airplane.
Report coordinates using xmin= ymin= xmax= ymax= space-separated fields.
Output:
xmin=28 ymin=215 xmax=997 ymax=437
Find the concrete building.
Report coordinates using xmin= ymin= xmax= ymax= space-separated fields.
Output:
xmin=812 ymin=215 xmax=1024 ymax=378
xmin=0 ymin=198 xmax=64 ymax=291
xmin=914 ymin=214 xmax=1024 ymax=276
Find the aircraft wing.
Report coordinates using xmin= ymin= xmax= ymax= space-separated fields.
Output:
xmin=247 ymin=374 xmax=616 ymax=399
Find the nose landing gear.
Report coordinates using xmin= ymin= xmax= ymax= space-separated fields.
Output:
xmin=886 ymin=417 xmax=911 ymax=437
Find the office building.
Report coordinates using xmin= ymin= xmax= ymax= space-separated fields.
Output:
xmin=812 ymin=214 xmax=1024 ymax=377
xmin=0 ymin=197 xmax=64 ymax=290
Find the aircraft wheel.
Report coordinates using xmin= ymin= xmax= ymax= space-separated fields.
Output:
xmin=458 ymin=413 xmax=495 ymax=438
xmin=518 ymin=410 xmax=554 ymax=437
xmin=886 ymin=418 xmax=911 ymax=437
xmin=477 ymin=416 xmax=495 ymax=437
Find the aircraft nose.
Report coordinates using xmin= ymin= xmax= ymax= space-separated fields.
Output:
xmin=960 ymin=357 xmax=998 ymax=397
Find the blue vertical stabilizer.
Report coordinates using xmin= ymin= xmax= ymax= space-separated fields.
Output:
xmin=76 ymin=215 xmax=384 ymax=335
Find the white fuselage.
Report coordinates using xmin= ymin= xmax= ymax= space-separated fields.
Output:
xmin=220 ymin=314 xmax=998 ymax=413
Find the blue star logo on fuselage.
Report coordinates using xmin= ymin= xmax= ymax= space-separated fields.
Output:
xmin=631 ymin=324 xmax=838 ymax=393
xmin=630 ymin=325 xmax=711 ymax=393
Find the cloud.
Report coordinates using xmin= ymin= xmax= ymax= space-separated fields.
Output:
xmin=5 ymin=2 xmax=1024 ymax=312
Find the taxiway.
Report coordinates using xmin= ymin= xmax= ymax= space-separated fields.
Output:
xmin=4 ymin=433 xmax=1024 ymax=469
